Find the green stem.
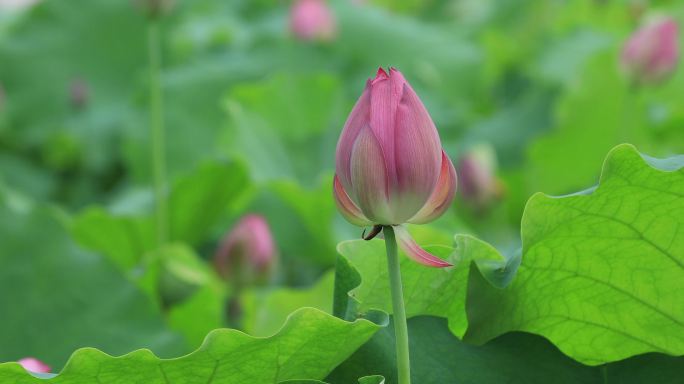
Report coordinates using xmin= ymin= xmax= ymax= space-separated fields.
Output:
xmin=147 ymin=20 xmax=168 ymax=247
xmin=383 ymin=226 xmax=411 ymax=384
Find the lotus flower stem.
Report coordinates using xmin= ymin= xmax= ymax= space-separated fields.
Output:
xmin=147 ymin=20 xmax=168 ymax=247
xmin=383 ymin=225 xmax=411 ymax=384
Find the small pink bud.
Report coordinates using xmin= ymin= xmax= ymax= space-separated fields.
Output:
xmin=457 ymin=145 xmax=503 ymax=209
xmin=18 ymin=358 xmax=50 ymax=374
xmin=214 ymin=214 xmax=277 ymax=282
xmin=289 ymin=0 xmax=337 ymax=42
xmin=334 ymin=67 xmax=457 ymax=267
xmin=69 ymin=78 xmax=89 ymax=110
xmin=621 ymin=17 xmax=679 ymax=85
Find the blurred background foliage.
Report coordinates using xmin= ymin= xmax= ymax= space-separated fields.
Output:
xmin=0 ymin=0 xmax=682 ymax=375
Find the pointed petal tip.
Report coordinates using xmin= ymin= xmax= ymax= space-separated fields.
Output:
xmin=393 ymin=225 xmax=452 ymax=268
xmin=372 ymin=67 xmax=389 ymax=84
xmin=333 ymin=174 xmax=373 ymax=227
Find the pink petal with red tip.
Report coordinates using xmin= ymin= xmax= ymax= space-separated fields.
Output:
xmin=18 ymin=358 xmax=51 ymax=373
xmin=368 ymin=67 xmax=405 ymax=190
xmin=333 ymin=175 xmax=373 ymax=226
xmin=393 ymin=225 xmax=452 ymax=267
xmin=409 ymin=151 xmax=457 ymax=224
xmin=392 ymin=83 xmax=443 ymax=221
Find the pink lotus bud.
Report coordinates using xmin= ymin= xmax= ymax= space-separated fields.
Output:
xmin=69 ymin=78 xmax=89 ymax=110
xmin=18 ymin=358 xmax=50 ymax=373
xmin=621 ymin=17 xmax=679 ymax=85
xmin=214 ymin=214 xmax=276 ymax=282
xmin=334 ymin=67 xmax=457 ymax=267
xmin=457 ymin=144 xmax=502 ymax=209
xmin=289 ymin=0 xmax=337 ymax=42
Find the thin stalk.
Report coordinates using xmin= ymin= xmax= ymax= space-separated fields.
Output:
xmin=147 ymin=20 xmax=168 ymax=247
xmin=383 ymin=226 xmax=411 ymax=384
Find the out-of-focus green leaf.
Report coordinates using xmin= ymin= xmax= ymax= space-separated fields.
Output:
xmin=526 ymin=51 xmax=681 ymax=196
xmin=70 ymin=208 xmax=154 ymax=271
xmin=466 ymin=144 xmax=684 ymax=364
xmin=242 ymin=271 xmax=335 ymax=337
xmin=222 ymin=73 xmax=343 ymax=185
xmin=168 ymin=161 xmax=250 ymax=245
xmin=0 ymin=0 xmax=146 ymax=199
xmin=0 ymin=308 xmax=383 ymax=383
xmin=0 ymin=188 xmax=186 ymax=368
xmin=166 ymin=281 xmax=225 ymax=349
xmin=71 ymin=161 xmax=249 ymax=271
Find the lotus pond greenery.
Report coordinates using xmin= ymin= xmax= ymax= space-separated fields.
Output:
xmin=0 ymin=1 xmax=682 ymax=383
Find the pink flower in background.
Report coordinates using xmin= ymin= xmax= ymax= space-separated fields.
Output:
xmin=18 ymin=358 xmax=50 ymax=373
xmin=334 ymin=67 xmax=457 ymax=267
xmin=290 ymin=0 xmax=337 ymax=42
xmin=457 ymin=144 xmax=503 ymax=209
xmin=69 ymin=78 xmax=90 ymax=110
xmin=214 ymin=214 xmax=276 ymax=281
xmin=621 ymin=17 xmax=679 ymax=84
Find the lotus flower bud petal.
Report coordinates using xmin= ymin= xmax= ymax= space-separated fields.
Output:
xmin=409 ymin=151 xmax=458 ymax=224
xmin=621 ymin=17 xmax=679 ymax=85
xmin=334 ymin=67 xmax=456 ymax=226
xmin=394 ymin=225 xmax=452 ymax=267
xmin=333 ymin=175 xmax=372 ymax=226
xmin=18 ymin=358 xmax=50 ymax=373
xmin=214 ymin=215 xmax=276 ymax=283
xmin=290 ymin=0 xmax=337 ymax=42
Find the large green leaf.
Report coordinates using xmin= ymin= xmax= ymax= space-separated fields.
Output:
xmin=0 ymin=308 xmax=383 ymax=383
xmin=328 ymin=316 xmax=684 ymax=384
xmin=242 ymin=271 xmax=335 ymax=337
xmin=0 ymin=187 xmax=186 ymax=368
xmin=285 ymin=377 xmax=384 ymax=384
xmin=465 ymin=144 xmax=684 ymax=364
xmin=334 ymin=226 xmax=519 ymax=339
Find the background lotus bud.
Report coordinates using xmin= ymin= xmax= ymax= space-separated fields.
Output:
xmin=214 ymin=214 xmax=276 ymax=284
xmin=289 ymin=0 xmax=337 ymax=42
xmin=18 ymin=358 xmax=50 ymax=373
xmin=132 ymin=0 xmax=174 ymax=19
xmin=457 ymin=144 xmax=503 ymax=209
xmin=621 ymin=17 xmax=679 ymax=85
xmin=334 ymin=67 xmax=456 ymax=267
xmin=69 ymin=78 xmax=89 ymax=110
